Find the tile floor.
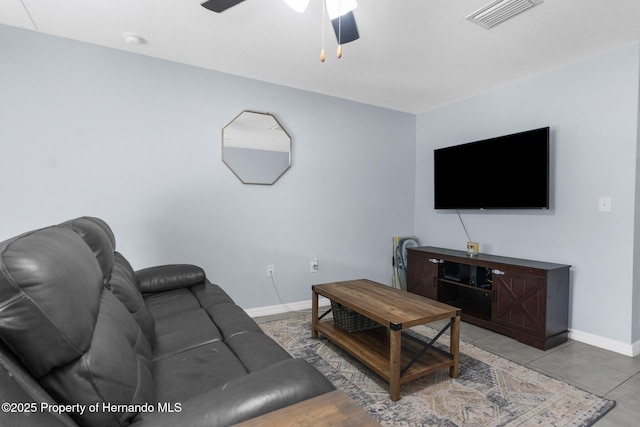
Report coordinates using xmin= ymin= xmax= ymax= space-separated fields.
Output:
xmin=254 ymin=309 xmax=640 ymax=426
xmin=448 ymin=320 xmax=640 ymax=426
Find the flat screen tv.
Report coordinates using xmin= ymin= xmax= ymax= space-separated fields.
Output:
xmin=434 ymin=127 xmax=549 ymax=210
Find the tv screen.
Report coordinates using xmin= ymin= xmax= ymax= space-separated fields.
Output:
xmin=434 ymin=127 xmax=549 ymax=210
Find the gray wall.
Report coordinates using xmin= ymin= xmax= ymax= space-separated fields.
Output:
xmin=416 ymin=43 xmax=640 ymax=353
xmin=0 ymin=24 xmax=416 ymax=309
xmin=3 ymin=22 xmax=640 ymax=354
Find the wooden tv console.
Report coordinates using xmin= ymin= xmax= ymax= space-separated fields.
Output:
xmin=406 ymin=246 xmax=570 ymax=350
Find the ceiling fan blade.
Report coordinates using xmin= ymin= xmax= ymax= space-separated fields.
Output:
xmin=331 ymin=11 xmax=359 ymax=44
xmin=201 ymin=0 xmax=245 ymax=13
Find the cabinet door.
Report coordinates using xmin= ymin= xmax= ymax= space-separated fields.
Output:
xmin=407 ymin=253 xmax=438 ymax=300
xmin=492 ymin=270 xmax=546 ymax=336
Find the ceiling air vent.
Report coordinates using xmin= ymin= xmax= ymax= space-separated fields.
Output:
xmin=466 ymin=0 xmax=542 ymax=29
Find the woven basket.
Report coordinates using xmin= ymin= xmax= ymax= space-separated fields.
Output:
xmin=331 ymin=301 xmax=381 ymax=333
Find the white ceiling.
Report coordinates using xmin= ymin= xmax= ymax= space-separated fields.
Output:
xmin=2 ymin=0 xmax=640 ymax=114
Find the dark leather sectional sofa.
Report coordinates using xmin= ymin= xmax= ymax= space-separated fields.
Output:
xmin=0 ymin=217 xmax=334 ymax=426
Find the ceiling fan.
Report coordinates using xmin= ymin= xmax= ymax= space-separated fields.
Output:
xmin=200 ymin=0 xmax=360 ymax=45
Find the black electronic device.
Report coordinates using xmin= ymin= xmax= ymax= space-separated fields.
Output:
xmin=434 ymin=127 xmax=550 ymax=210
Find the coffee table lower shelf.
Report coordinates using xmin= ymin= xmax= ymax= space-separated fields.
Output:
xmin=315 ymin=321 xmax=455 ymax=386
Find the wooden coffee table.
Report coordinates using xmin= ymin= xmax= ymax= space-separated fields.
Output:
xmin=312 ymin=279 xmax=460 ymax=401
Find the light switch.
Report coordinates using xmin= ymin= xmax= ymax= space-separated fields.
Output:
xmin=598 ymin=197 xmax=612 ymax=213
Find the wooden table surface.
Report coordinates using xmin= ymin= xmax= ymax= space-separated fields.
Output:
xmin=313 ymin=278 xmax=460 ymax=328
xmin=233 ymin=389 xmax=381 ymax=426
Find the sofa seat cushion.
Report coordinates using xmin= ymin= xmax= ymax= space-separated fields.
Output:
xmin=144 ymin=282 xmax=246 ymax=324
xmin=190 ymin=282 xmax=235 ymax=307
xmin=131 ymin=358 xmax=336 ymax=427
xmin=146 ymin=283 xmax=295 ymax=389
xmin=143 ymin=282 xmax=237 ymax=321
xmin=225 ymin=332 xmax=293 ymax=372
xmin=152 ymin=308 xmax=223 ymax=361
xmin=152 ymin=341 xmax=248 ymax=403
xmin=205 ymin=302 xmax=263 ymax=338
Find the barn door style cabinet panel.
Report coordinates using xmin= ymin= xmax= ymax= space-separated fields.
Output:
xmin=406 ymin=246 xmax=570 ymax=350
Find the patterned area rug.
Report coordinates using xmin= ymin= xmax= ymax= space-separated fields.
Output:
xmin=260 ymin=315 xmax=615 ymax=426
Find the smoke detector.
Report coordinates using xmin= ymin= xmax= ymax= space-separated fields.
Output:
xmin=123 ymin=32 xmax=145 ymax=46
xmin=466 ymin=0 xmax=543 ymax=29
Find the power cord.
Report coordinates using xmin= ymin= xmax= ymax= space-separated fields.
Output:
xmin=456 ymin=209 xmax=472 ymax=242
xmin=269 ymin=270 xmax=296 ymax=313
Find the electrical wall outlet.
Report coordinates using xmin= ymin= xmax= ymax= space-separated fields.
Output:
xmin=598 ymin=196 xmax=612 ymax=212
xmin=266 ymin=265 xmax=274 ymax=277
xmin=310 ymin=258 xmax=318 ymax=273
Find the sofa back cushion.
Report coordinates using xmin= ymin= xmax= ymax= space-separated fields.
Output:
xmin=0 ymin=225 xmax=154 ymax=427
xmin=111 ymin=252 xmax=155 ymax=345
xmin=61 ymin=216 xmax=115 ymax=282
xmin=61 ymin=217 xmax=155 ymax=346
xmin=0 ymin=227 xmax=101 ymax=376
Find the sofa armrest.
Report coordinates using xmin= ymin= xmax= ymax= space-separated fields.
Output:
xmin=129 ymin=358 xmax=335 ymax=427
xmin=136 ymin=264 xmax=206 ymax=293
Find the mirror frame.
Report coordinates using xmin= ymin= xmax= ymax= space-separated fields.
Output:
xmin=221 ymin=110 xmax=292 ymax=185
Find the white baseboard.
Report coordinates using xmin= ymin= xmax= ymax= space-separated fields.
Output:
xmin=245 ymin=297 xmax=331 ymax=318
xmin=568 ymin=329 xmax=639 ymax=357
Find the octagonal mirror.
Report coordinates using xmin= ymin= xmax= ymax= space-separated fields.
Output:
xmin=222 ymin=111 xmax=292 ymax=185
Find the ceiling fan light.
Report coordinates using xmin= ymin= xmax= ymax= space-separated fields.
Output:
xmin=326 ymin=0 xmax=357 ymax=20
xmin=283 ymin=0 xmax=310 ymax=13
